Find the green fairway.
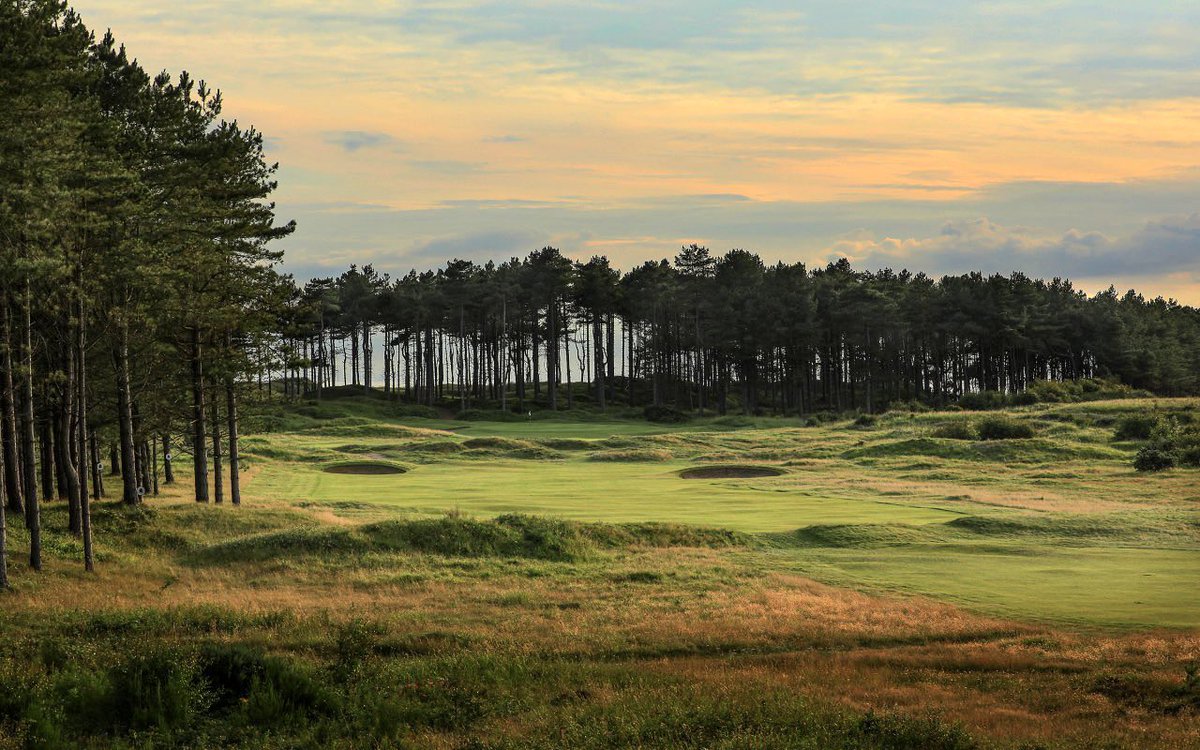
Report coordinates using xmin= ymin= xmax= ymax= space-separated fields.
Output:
xmin=251 ymin=459 xmax=964 ymax=531
xmin=781 ymin=545 xmax=1200 ymax=629
xmin=240 ymin=400 xmax=1200 ymax=629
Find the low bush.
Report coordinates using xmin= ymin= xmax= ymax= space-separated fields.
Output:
xmin=1114 ymin=414 xmax=1161 ymax=441
xmin=456 ymin=408 xmax=526 ymax=422
xmin=957 ymin=390 xmax=1009 ymax=411
xmin=1134 ymin=447 xmax=1176 ymax=472
xmin=643 ymin=404 xmax=691 ymax=423
xmin=1133 ymin=419 xmax=1200 ymax=471
xmin=976 ymin=415 xmax=1035 ymax=440
xmin=887 ymin=399 xmax=932 ymax=413
xmin=932 ymin=421 xmax=977 ymax=440
xmin=956 ymin=378 xmax=1147 ymax=410
xmin=852 ymin=413 xmax=879 ymax=428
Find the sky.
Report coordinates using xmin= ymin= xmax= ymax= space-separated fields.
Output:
xmin=73 ymin=1 xmax=1200 ymax=302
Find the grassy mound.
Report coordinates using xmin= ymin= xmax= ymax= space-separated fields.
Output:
xmin=192 ymin=527 xmax=369 ymax=563
xmin=190 ymin=513 xmax=764 ymax=565
xmin=843 ymin=437 xmax=1122 ymax=463
xmin=582 ymin=522 xmax=753 ymax=549
xmin=324 ymin=461 xmax=407 ymax=475
xmin=587 ymin=449 xmax=673 ymax=462
xmin=777 ymin=524 xmax=939 ymax=549
xmin=364 ymin=515 xmax=591 ymax=561
xmin=460 ymin=436 xmax=565 ymax=460
xmin=944 ymin=514 xmax=1188 ymax=544
xmin=194 ymin=515 xmax=594 ymax=563
xmin=678 ymin=465 xmax=786 ymax=479
xmin=536 ymin=438 xmax=597 ymax=451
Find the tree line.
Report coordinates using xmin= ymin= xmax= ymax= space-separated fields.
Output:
xmin=277 ymin=249 xmax=1200 ymax=417
xmin=0 ymin=1 xmax=293 ymax=585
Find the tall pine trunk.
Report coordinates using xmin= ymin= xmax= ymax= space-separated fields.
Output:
xmin=58 ymin=387 xmax=79 ymax=531
xmin=225 ymin=352 xmax=241 ymax=506
xmin=38 ymin=417 xmax=53 ymax=502
xmin=75 ymin=277 xmax=93 ymax=572
xmin=211 ymin=392 xmax=223 ymax=504
xmin=191 ymin=328 xmax=209 ymax=502
xmin=89 ymin=432 xmax=103 ymax=500
xmin=19 ymin=349 xmax=38 ymax=530
xmin=547 ymin=302 xmax=558 ymax=410
xmin=114 ymin=323 xmax=139 ymax=503
xmin=0 ymin=292 xmax=22 ymax=516
xmin=162 ymin=434 xmax=175 ymax=484
xmin=593 ymin=312 xmax=605 ymax=411
xmin=0 ymin=414 xmax=7 ymax=588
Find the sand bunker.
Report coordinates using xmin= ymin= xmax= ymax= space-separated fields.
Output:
xmin=679 ymin=465 xmax=786 ymax=479
xmin=323 ymin=462 xmax=407 ymax=476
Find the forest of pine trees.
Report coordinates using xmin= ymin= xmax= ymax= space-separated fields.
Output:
xmin=3 ymin=1 xmax=1200 ymax=587
xmin=0 ymin=2 xmax=294 ymax=584
xmin=279 ymin=250 xmax=1200 ymax=419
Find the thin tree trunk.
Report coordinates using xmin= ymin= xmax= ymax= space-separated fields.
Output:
xmin=59 ymin=385 xmax=79 ymax=527
xmin=51 ymin=413 xmax=67 ymax=498
xmin=500 ymin=297 xmax=508 ymax=412
xmin=39 ymin=416 xmax=53 ymax=502
xmin=0 ymin=424 xmax=6 ymax=588
xmin=593 ymin=312 xmax=605 ymax=410
xmin=211 ymin=391 xmax=223 ymax=504
xmin=138 ymin=441 xmax=151 ymax=498
xmin=114 ymin=324 xmax=139 ymax=504
xmin=77 ymin=298 xmax=93 ymax=573
xmin=89 ymin=431 xmax=102 ymax=500
xmin=17 ymin=274 xmax=38 ymax=566
xmin=0 ymin=292 xmax=22 ymax=516
xmin=162 ymin=434 xmax=175 ymax=484
xmin=191 ymin=328 xmax=209 ymax=502
xmin=226 ymin=374 xmax=241 ymax=506
xmin=548 ymin=302 xmax=558 ymax=410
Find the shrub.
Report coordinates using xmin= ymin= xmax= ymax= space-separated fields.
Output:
xmin=456 ymin=408 xmax=525 ymax=422
xmin=1131 ymin=419 xmax=1200 ymax=471
xmin=855 ymin=710 xmax=977 ymax=750
xmin=1021 ymin=377 xmax=1147 ymax=405
xmin=1022 ymin=380 xmax=1074 ymax=404
xmin=1134 ymin=446 xmax=1176 ymax=472
xmin=976 ymin=415 xmax=1035 ymax=440
xmin=1114 ymin=414 xmax=1161 ymax=441
xmin=957 ymin=390 xmax=1009 ymax=410
xmin=198 ymin=643 xmax=336 ymax=725
xmin=887 ymin=399 xmax=932 ymax=413
xmin=932 ymin=420 xmax=977 ymax=440
xmin=643 ymin=404 xmax=691 ymax=423
xmin=200 ymin=643 xmax=269 ymax=710
xmin=852 ymin=413 xmax=879 ymax=428
xmin=96 ymin=649 xmax=204 ymax=733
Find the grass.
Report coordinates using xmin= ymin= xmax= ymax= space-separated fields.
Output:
xmin=235 ymin=401 xmax=1200 ymax=628
xmin=0 ymin=395 xmax=1198 ymax=747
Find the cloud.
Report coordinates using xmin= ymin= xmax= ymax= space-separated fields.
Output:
xmin=321 ymin=130 xmax=400 ymax=152
xmin=483 ymin=134 xmax=526 ymax=143
xmin=824 ymin=214 xmax=1200 ymax=282
xmin=406 ymin=229 xmax=547 ymax=265
xmin=409 ymin=160 xmax=487 ymax=175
